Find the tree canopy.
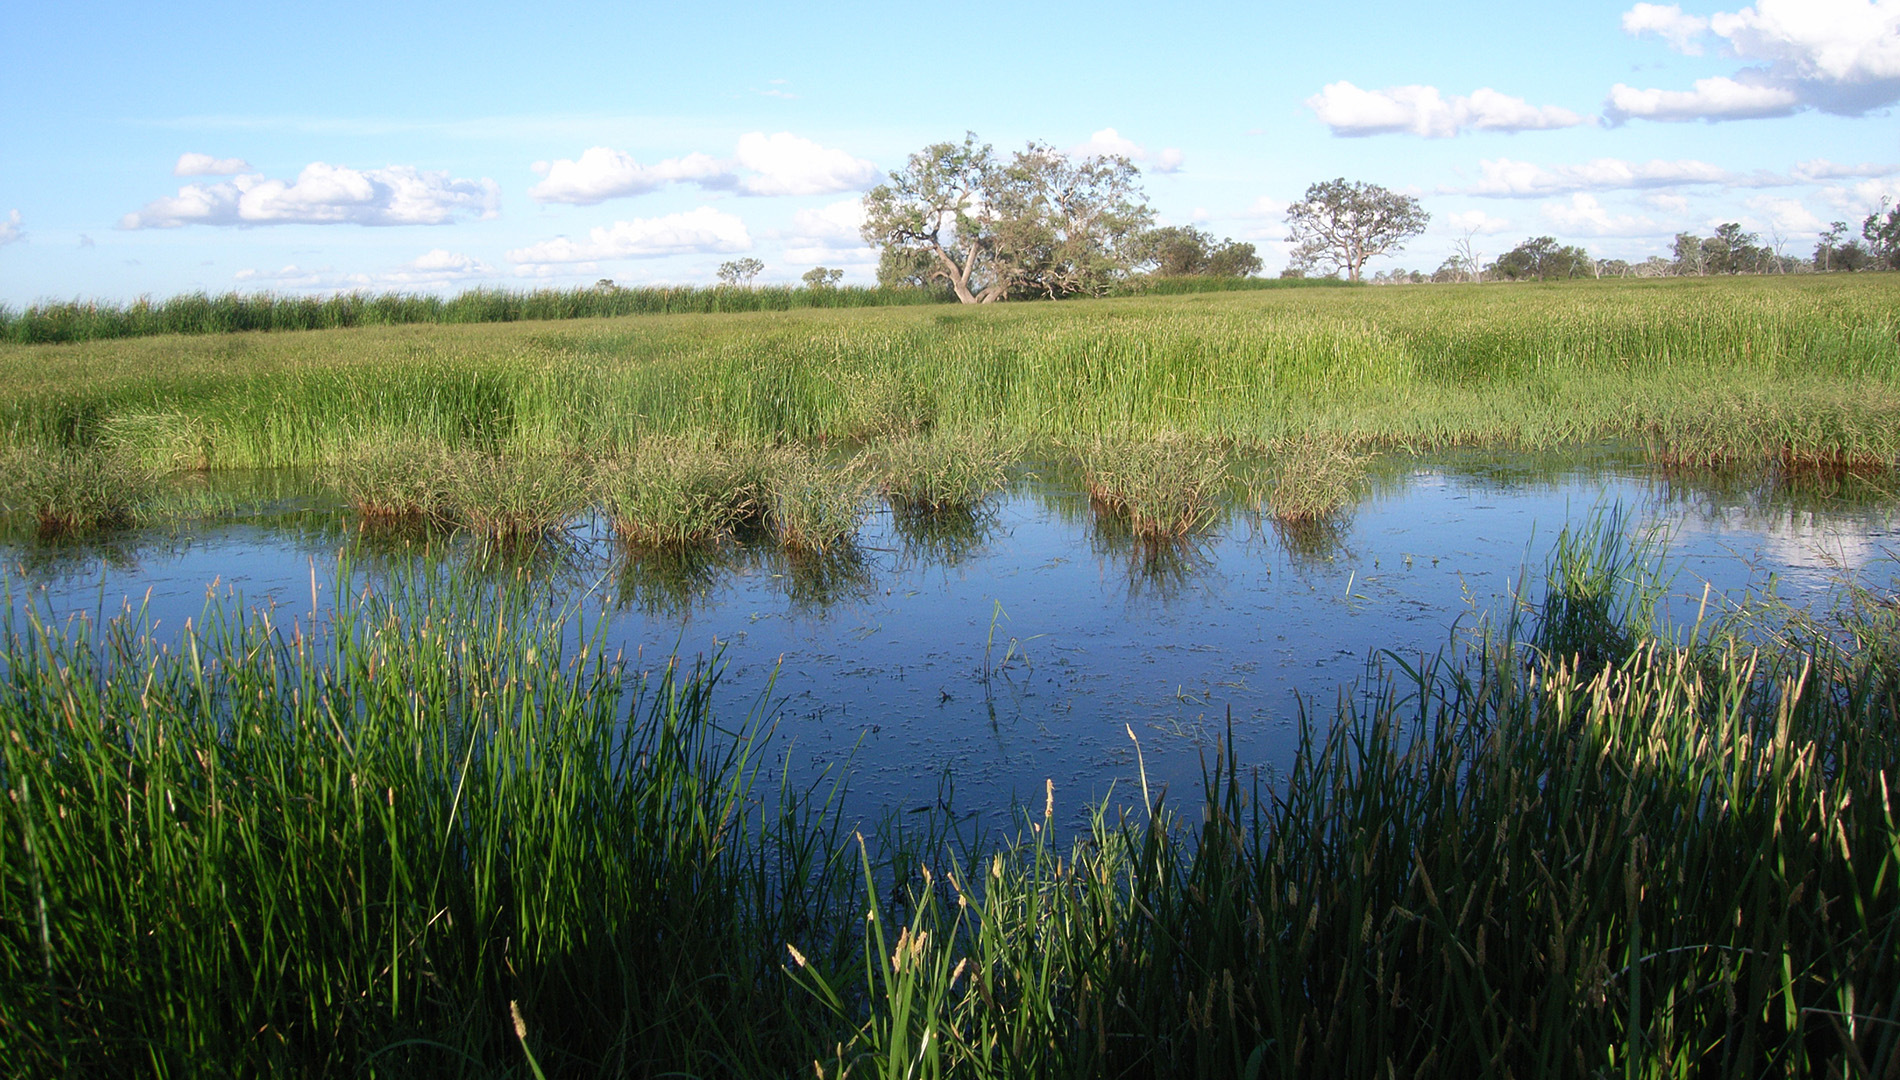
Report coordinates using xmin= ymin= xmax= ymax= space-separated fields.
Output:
xmin=1132 ymin=226 xmax=1261 ymax=278
xmin=860 ymin=133 xmax=1154 ymax=303
xmin=1490 ymin=236 xmax=1593 ymax=281
xmin=1284 ymin=179 xmax=1429 ymax=283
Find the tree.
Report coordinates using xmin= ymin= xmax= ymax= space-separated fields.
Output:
xmin=1704 ymin=223 xmax=1767 ymax=274
xmin=1133 ymin=226 xmax=1261 ymax=278
xmin=1283 ymin=179 xmax=1429 ymax=283
xmin=716 ymin=258 xmax=764 ymax=287
xmin=1490 ymin=236 xmax=1591 ymax=281
xmin=1672 ymin=232 xmax=1706 ymax=276
xmin=1865 ymin=201 xmax=1900 ymax=270
xmin=860 ymin=133 xmax=1154 ymax=303
xmin=802 ymin=266 xmax=844 ymax=290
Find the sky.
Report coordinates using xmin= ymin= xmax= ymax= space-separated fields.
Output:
xmin=1 ymin=0 xmax=1896 ymax=304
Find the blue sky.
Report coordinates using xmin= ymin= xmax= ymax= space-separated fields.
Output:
xmin=1 ymin=0 xmax=1896 ymax=304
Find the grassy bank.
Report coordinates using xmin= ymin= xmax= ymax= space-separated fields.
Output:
xmin=1 ymin=275 xmax=1896 ymax=471
xmin=2 ymin=526 xmax=1896 ymax=1077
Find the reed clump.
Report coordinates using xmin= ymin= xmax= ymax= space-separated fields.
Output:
xmin=1259 ymin=433 xmax=1367 ymax=523
xmin=599 ymin=437 xmax=771 ymax=549
xmin=333 ymin=439 xmax=454 ymax=523
xmin=438 ymin=449 xmax=593 ymax=541
xmin=872 ymin=431 xmax=1013 ymax=513
xmin=1077 ymin=434 xmax=1228 ymax=539
xmin=0 ymin=446 xmax=160 ymax=535
xmin=764 ymin=449 xmax=871 ymax=554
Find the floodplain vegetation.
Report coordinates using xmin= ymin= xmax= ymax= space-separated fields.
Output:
xmin=1 ymin=274 xmax=1899 ymax=1077
xmin=1 ymin=522 xmax=1897 ymax=1077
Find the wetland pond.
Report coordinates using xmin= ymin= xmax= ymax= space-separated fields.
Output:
xmin=7 ymin=447 xmax=1897 ymax=830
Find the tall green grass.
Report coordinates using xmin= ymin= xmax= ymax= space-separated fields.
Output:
xmin=0 ymin=283 xmax=951 ymax=345
xmin=3 ymin=276 xmax=1894 ymax=471
xmin=4 ymin=521 xmax=1896 ymax=1076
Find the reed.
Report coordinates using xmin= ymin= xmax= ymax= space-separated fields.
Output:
xmin=0 ymin=446 xmax=160 ymax=536
xmin=598 ymin=437 xmax=767 ymax=549
xmin=872 ymin=431 xmax=1014 ymax=513
xmin=3 ymin=276 xmax=1896 ymax=469
xmin=437 ymin=449 xmax=593 ymax=541
xmin=764 ymin=449 xmax=871 ymax=554
xmin=1257 ymin=433 xmax=1367 ymax=524
xmin=1077 ymin=434 xmax=1229 ymax=540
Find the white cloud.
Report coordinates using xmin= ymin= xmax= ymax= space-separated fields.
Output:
xmin=527 ymin=133 xmax=878 ymax=204
xmin=1458 ymin=156 xmax=1733 ymax=196
xmin=1241 ymin=195 xmax=1288 ymax=218
xmin=1790 ymin=157 xmax=1900 ymax=180
xmin=732 ymin=132 xmax=880 ymax=196
xmin=1073 ymin=128 xmax=1186 ymax=173
xmin=1742 ymin=195 xmax=1827 ymax=233
xmin=782 ymin=198 xmax=876 ymax=266
xmin=1542 ymin=194 xmax=1664 ymax=237
xmin=1609 ymin=0 xmax=1900 ymax=121
xmin=1306 ymin=81 xmax=1589 ymax=137
xmin=1442 ymin=209 xmax=1512 ymax=235
xmin=1819 ymin=175 xmax=1900 ymax=210
xmin=174 ymin=152 xmax=252 ymax=177
xmin=122 ymin=163 xmax=500 ymax=228
xmin=506 ymin=207 xmax=751 ymax=265
xmin=1623 ymin=3 xmax=1712 ymax=53
xmin=0 ymin=210 xmax=21 ymax=246
xmin=1605 ymin=76 xmax=1804 ymax=121
xmin=528 ymin=147 xmax=728 ymax=204
xmin=1645 ymin=192 xmax=1693 ymax=212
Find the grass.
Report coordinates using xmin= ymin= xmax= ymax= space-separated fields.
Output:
xmin=1256 ymin=434 xmax=1367 ymax=524
xmin=1 ymin=276 xmax=1895 ymax=471
xmin=2 ymin=521 xmax=1897 ymax=1076
xmin=0 ymin=447 xmax=160 ymax=536
xmin=872 ymin=430 xmax=1015 ymax=513
xmin=598 ymin=436 xmax=771 ymax=549
xmin=1077 ymin=434 xmax=1229 ymax=540
xmin=764 ymin=448 xmax=871 ymax=555
xmin=0 ymin=283 xmax=952 ymax=345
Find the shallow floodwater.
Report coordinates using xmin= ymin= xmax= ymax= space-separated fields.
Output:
xmin=6 ymin=450 xmax=1897 ymax=828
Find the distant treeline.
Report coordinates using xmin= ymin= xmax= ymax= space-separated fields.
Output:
xmin=0 ymin=275 xmax=1353 ymax=346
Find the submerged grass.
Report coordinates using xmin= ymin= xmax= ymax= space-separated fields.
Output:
xmin=3 ymin=523 xmax=1898 ymax=1076
xmin=3 ymin=276 xmax=1895 ymax=469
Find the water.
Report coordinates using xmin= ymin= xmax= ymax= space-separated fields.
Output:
xmin=6 ymin=449 xmax=1896 ymax=828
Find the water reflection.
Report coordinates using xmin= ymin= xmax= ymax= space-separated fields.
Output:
xmin=4 ymin=448 xmax=1897 ymax=825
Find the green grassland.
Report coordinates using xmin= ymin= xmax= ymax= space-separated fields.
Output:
xmin=3 ymin=276 xmax=1897 ymax=471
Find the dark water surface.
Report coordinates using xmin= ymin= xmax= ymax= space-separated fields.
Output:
xmin=7 ymin=450 xmax=1897 ymax=828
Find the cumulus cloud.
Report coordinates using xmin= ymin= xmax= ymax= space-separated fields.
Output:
xmin=1742 ymin=195 xmax=1827 ymax=233
xmin=1645 ymin=192 xmax=1693 ymax=212
xmin=733 ymin=132 xmax=880 ymax=196
xmin=1306 ymin=81 xmax=1589 ymax=137
xmin=1541 ymin=194 xmax=1663 ymax=236
xmin=1818 ymin=175 xmax=1900 ymax=210
xmin=122 ymin=163 xmax=500 ymax=228
xmin=1072 ymin=128 xmax=1186 ymax=173
xmin=0 ymin=210 xmax=21 ymax=246
xmin=528 ymin=147 xmax=728 ymax=204
xmin=1623 ymin=3 xmax=1713 ymax=53
xmin=781 ymin=198 xmax=876 ymax=266
xmin=1457 ymin=156 xmax=1733 ymax=197
xmin=506 ymin=207 xmax=751 ymax=266
xmin=1610 ymin=0 xmax=1900 ymax=121
xmin=174 ymin=152 xmax=252 ymax=176
xmin=1442 ymin=209 xmax=1513 ymax=234
xmin=528 ymin=133 xmax=878 ymax=203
